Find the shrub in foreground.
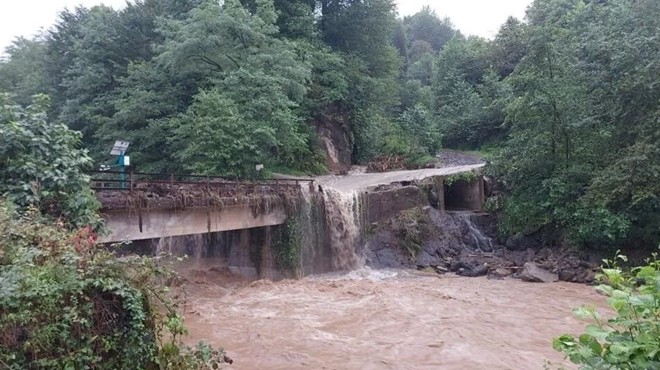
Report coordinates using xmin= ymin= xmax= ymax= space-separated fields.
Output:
xmin=553 ymin=251 xmax=660 ymax=369
xmin=0 ymin=202 xmax=225 ymax=369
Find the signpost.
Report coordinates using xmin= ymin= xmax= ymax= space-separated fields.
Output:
xmin=110 ymin=140 xmax=130 ymax=189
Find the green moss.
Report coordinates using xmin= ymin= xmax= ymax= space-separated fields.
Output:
xmin=444 ymin=169 xmax=481 ymax=186
xmin=272 ymin=216 xmax=303 ymax=275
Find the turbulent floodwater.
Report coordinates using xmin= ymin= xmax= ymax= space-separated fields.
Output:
xmin=181 ymin=264 xmax=605 ymax=370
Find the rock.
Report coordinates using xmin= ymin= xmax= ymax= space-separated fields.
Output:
xmin=457 ymin=263 xmax=488 ymax=277
xmin=575 ymin=269 xmax=596 ymax=284
xmin=471 ymin=264 xmax=489 ymax=277
xmin=415 ymin=248 xmax=440 ymax=267
xmin=536 ymin=247 xmax=552 ymax=260
xmin=505 ymin=233 xmax=525 ymax=251
xmin=558 ymin=269 xmax=577 ymax=282
xmin=578 ymin=260 xmax=597 ymax=269
xmin=449 ymin=260 xmax=462 ymax=272
xmin=492 ymin=268 xmax=512 ymax=277
xmin=520 ymin=262 xmax=558 ymax=283
xmin=432 ymin=265 xmax=449 ymax=274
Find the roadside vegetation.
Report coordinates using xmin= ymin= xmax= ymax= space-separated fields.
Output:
xmin=0 ymin=202 xmax=226 ymax=369
xmin=0 ymin=95 xmax=225 ymax=368
xmin=553 ymin=252 xmax=660 ymax=369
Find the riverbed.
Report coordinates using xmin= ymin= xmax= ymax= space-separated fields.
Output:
xmin=182 ymin=267 xmax=606 ymax=370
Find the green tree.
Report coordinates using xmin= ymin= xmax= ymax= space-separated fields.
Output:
xmin=494 ymin=0 xmax=660 ymax=248
xmin=0 ymin=94 xmax=99 ymax=226
xmin=403 ymin=6 xmax=456 ymax=52
xmin=159 ymin=0 xmax=318 ymax=176
xmin=432 ymin=36 xmax=505 ymax=148
xmin=400 ymin=104 xmax=441 ymax=157
xmin=490 ymin=16 xmax=527 ymax=77
xmin=0 ymin=37 xmax=49 ymax=106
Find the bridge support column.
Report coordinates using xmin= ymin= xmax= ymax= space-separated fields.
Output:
xmin=228 ymin=229 xmax=258 ymax=279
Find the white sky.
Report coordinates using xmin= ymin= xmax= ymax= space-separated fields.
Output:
xmin=0 ymin=0 xmax=532 ymax=52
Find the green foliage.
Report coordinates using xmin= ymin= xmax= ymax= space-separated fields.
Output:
xmin=432 ymin=37 xmax=508 ymax=148
xmin=0 ymin=201 xmax=225 ymax=369
xmin=403 ymin=6 xmax=456 ymax=52
xmin=0 ymin=37 xmax=48 ymax=106
xmin=444 ymin=170 xmax=480 ymax=187
xmin=553 ymin=251 xmax=660 ymax=369
xmin=272 ymin=216 xmax=303 ymax=276
xmin=158 ymin=0 xmax=318 ymax=177
xmin=493 ymin=0 xmax=660 ymax=248
xmin=490 ymin=17 xmax=527 ymax=77
xmin=390 ymin=208 xmax=433 ymax=260
xmin=0 ymin=94 xmax=99 ymax=227
xmin=400 ymin=104 xmax=442 ymax=157
xmin=352 ymin=108 xmax=400 ymax=162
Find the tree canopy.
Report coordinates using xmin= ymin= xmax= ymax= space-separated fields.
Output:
xmin=0 ymin=0 xmax=657 ymax=250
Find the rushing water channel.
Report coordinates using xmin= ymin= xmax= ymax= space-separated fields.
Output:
xmin=180 ymin=263 xmax=605 ymax=370
xmin=162 ymin=166 xmax=607 ymax=369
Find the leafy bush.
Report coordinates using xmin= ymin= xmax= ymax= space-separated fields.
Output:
xmin=0 ymin=94 xmax=99 ymax=227
xmin=0 ymin=201 xmax=226 ymax=369
xmin=553 ymin=251 xmax=660 ymax=369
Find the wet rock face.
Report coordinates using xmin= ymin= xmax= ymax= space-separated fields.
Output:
xmin=314 ymin=107 xmax=352 ymax=174
xmin=505 ymin=233 xmax=543 ymax=251
xmin=519 ymin=262 xmax=559 ymax=283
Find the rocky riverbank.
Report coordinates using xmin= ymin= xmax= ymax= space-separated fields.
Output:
xmin=364 ymin=207 xmax=599 ymax=284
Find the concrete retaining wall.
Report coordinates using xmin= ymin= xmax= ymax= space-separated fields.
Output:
xmin=364 ymin=175 xmax=484 ymax=224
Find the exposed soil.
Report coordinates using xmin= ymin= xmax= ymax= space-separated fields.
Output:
xmin=364 ymin=150 xmax=485 ymax=174
xmin=314 ymin=104 xmax=353 ymax=173
xmin=435 ymin=149 xmax=485 ymax=167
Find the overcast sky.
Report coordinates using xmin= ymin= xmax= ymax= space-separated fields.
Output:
xmin=0 ymin=0 xmax=532 ymax=52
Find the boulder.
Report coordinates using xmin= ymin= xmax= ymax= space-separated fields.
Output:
xmin=505 ymin=233 xmax=525 ymax=250
xmin=493 ymin=268 xmax=512 ymax=277
xmin=457 ymin=263 xmax=488 ymax=277
xmin=558 ymin=269 xmax=577 ymax=282
xmin=520 ymin=262 xmax=558 ymax=283
xmin=487 ymin=268 xmax=512 ymax=280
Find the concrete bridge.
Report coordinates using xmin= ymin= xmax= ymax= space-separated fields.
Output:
xmin=92 ymin=171 xmax=310 ymax=244
xmin=94 ymin=165 xmax=486 ymax=244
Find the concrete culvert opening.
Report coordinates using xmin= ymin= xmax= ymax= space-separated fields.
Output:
xmin=444 ymin=178 xmax=484 ymax=211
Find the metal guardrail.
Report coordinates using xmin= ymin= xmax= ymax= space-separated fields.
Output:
xmin=89 ymin=170 xmax=313 ymax=192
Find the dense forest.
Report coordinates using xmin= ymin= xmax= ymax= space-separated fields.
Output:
xmin=0 ymin=0 xmax=658 ymax=250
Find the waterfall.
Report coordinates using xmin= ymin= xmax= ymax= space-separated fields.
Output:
xmin=321 ymin=187 xmax=364 ymax=270
xmin=154 ymin=234 xmax=208 ymax=258
xmin=451 ymin=212 xmax=493 ymax=252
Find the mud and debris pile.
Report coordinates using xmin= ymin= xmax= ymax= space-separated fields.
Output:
xmin=95 ymin=181 xmax=303 ymax=211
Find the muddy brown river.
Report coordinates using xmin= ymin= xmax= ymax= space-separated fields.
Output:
xmin=181 ymin=266 xmax=606 ymax=370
